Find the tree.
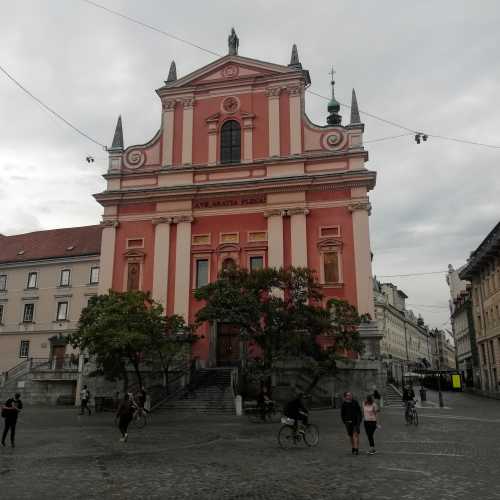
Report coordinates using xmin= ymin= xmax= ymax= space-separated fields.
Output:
xmin=147 ymin=314 xmax=197 ymax=393
xmin=71 ymin=291 xmax=164 ymax=391
xmin=194 ymin=266 xmax=365 ymax=389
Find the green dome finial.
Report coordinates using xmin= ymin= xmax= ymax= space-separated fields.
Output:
xmin=327 ymin=67 xmax=342 ymax=126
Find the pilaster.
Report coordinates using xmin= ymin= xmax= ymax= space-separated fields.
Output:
xmin=152 ymin=217 xmax=172 ymax=311
xmin=287 ymin=84 xmax=302 ymax=155
xmin=98 ymin=220 xmax=119 ymax=295
xmin=173 ymin=215 xmax=194 ymax=321
xmin=266 ymin=87 xmax=281 ymax=157
xmin=181 ymin=97 xmax=195 ymax=165
xmin=264 ymin=209 xmax=284 ymax=269
xmin=162 ymin=99 xmax=176 ymax=167
xmin=349 ymin=201 xmax=375 ymax=318
xmin=289 ymin=208 xmax=309 ymax=267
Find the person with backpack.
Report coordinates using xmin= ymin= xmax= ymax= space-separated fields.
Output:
xmin=80 ymin=385 xmax=91 ymax=415
xmin=1 ymin=394 xmax=23 ymax=448
xmin=340 ymin=391 xmax=362 ymax=455
xmin=363 ymin=394 xmax=379 ymax=455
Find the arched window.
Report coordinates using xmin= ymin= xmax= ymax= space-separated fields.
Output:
xmin=220 ymin=120 xmax=241 ymax=164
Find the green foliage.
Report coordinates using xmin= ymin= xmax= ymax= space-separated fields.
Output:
xmin=195 ymin=266 xmax=364 ymax=383
xmin=70 ymin=291 xmax=194 ymax=390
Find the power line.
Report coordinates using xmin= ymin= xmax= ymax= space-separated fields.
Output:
xmin=364 ymin=133 xmax=413 ymax=144
xmin=377 ymin=271 xmax=448 ymax=278
xmin=0 ymin=64 xmax=107 ymax=150
xmin=81 ymin=0 xmax=222 ymax=58
xmin=407 ymin=303 xmax=449 ymax=309
xmin=81 ymin=1 xmax=500 ymax=151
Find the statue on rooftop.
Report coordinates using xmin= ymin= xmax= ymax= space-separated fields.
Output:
xmin=228 ymin=28 xmax=239 ymax=55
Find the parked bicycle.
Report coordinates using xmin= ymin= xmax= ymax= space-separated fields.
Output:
xmin=132 ymin=406 xmax=149 ymax=428
xmin=405 ymin=400 xmax=418 ymax=426
xmin=278 ymin=417 xmax=319 ymax=449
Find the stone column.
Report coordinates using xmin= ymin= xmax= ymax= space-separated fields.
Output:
xmin=264 ymin=210 xmax=284 ymax=269
xmin=349 ymin=201 xmax=375 ymax=319
xmin=98 ymin=220 xmax=119 ymax=295
xmin=266 ymin=87 xmax=281 ymax=157
xmin=162 ymin=99 xmax=176 ymax=167
xmin=289 ymin=208 xmax=309 ymax=268
xmin=287 ymin=84 xmax=302 ymax=155
xmin=181 ymin=97 xmax=195 ymax=165
xmin=173 ymin=216 xmax=193 ymax=321
xmin=152 ymin=217 xmax=172 ymax=312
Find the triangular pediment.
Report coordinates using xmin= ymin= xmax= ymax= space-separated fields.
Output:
xmin=158 ymin=55 xmax=298 ymax=91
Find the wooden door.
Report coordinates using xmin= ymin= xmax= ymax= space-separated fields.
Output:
xmin=216 ymin=323 xmax=240 ymax=366
xmin=52 ymin=346 xmax=66 ymax=369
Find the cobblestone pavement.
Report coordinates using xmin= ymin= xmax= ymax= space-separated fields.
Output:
xmin=1 ymin=390 xmax=500 ymax=500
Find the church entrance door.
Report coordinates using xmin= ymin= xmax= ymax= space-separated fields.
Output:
xmin=216 ymin=323 xmax=240 ymax=366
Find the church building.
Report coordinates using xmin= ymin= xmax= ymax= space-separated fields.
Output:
xmin=95 ymin=30 xmax=377 ymax=367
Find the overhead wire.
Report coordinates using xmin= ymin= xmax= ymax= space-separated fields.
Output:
xmin=377 ymin=271 xmax=448 ymax=278
xmin=80 ymin=0 xmax=500 ymax=151
xmin=0 ymin=64 xmax=107 ymax=150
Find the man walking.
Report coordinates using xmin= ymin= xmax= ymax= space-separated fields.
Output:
xmin=1 ymin=393 xmax=22 ymax=448
xmin=80 ymin=385 xmax=91 ymax=415
xmin=340 ymin=391 xmax=362 ymax=455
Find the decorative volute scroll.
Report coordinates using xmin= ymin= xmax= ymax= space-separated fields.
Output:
xmin=162 ymin=99 xmax=177 ymax=111
xmin=101 ymin=219 xmax=119 ymax=228
xmin=287 ymin=207 xmax=310 ymax=216
xmin=152 ymin=217 xmax=173 ymax=225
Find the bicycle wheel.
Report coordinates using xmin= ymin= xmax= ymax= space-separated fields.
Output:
xmin=304 ymin=424 xmax=319 ymax=447
xmin=133 ymin=412 xmax=146 ymax=429
xmin=405 ymin=411 xmax=412 ymax=425
xmin=278 ymin=425 xmax=297 ymax=449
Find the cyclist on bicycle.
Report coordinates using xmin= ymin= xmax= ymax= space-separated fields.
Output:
xmin=402 ymin=385 xmax=415 ymax=420
xmin=284 ymin=393 xmax=309 ymax=432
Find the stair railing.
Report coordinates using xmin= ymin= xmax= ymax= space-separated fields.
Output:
xmin=1 ymin=359 xmax=30 ymax=386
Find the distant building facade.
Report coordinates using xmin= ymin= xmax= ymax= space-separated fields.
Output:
xmin=0 ymin=226 xmax=101 ymax=403
xmin=374 ymin=280 xmax=434 ymax=384
xmin=446 ymin=264 xmax=479 ymax=387
xmin=460 ymin=222 xmax=500 ymax=395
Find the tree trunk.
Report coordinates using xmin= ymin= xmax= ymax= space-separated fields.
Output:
xmin=131 ymin=359 xmax=143 ymax=388
xmin=122 ymin=367 xmax=129 ymax=394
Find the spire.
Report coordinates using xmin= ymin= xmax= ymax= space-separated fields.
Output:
xmin=326 ymin=68 xmax=342 ymax=126
xmin=110 ymin=115 xmax=123 ymax=151
xmin=165 ymin=61 xmax=177 ymax=84
xmin=288 ymin=44 xmax=302 ymax=70
xmin=350 ymin=88 xmax=361 ymax=124
xmin=228 ymin=27 xmax=239 ymax=55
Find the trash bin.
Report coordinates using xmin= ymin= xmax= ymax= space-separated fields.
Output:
xmin=419 ymin=388 xmax=426 ymax=402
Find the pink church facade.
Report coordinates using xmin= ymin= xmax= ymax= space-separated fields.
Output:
xmin=95 ymin=33 xmax=377 ymax=367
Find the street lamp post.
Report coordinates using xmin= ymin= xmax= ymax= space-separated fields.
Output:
xmin=435 ymin=330 xmax=444 ymax=408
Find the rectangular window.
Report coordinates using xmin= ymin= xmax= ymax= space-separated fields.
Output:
xmin=248 ymin=231 xmax=267 ymax=243
xmin=27 ymin=272 xmax=38 ymax=289
xmin=56 ymin=302 xmax=68 ymax=321
xmin=23 ymin=303 xmax=34 ymax=323
xmin=320 ymin=226 xmax=340 ymax=237
xmin=90 ymin=267 xmax=100 ymax=284
xmin=19 ymin=340 xmax=30 ymax=358
xmin=250 ymin=256 xmax=264 ymax=271
xmin=126 ymin=238 xmax=144 ymax=249
xmin=60 ymin=269 xmax=71 ymax=287
xmin=323 ymin=252 xmax=340 ymax=283
xmin=196 ymin=259 xmax=209 ymax=288
xmin=0 ymin=304 xmax=3 ymax=323
xmin=192 ymin=234 xmax=211 ymax=245
xmin=0 ymin=274 xmax=6 ymax=291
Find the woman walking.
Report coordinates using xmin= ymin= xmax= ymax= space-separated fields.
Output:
xmin=363 ymin=394 xmax=379 ymax=455
xmin=115 ymin=393 xmax=135 ymax=442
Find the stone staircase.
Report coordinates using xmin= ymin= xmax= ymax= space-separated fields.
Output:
xmin=384 ymin=384 xmax=404 ymax=407
xmin=159 ymin=368 xmax=236 ymax=414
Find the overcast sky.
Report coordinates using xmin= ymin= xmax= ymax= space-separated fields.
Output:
xmin=1 ymin=1 xmax=500 ymax=330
